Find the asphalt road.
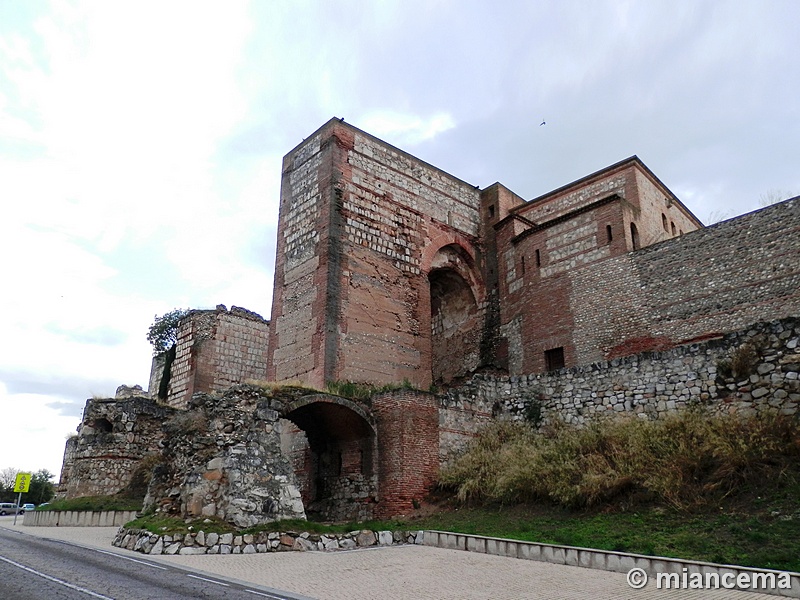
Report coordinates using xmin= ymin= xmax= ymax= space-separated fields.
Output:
xmin=0 ymin=526 xmax=311 ymax=600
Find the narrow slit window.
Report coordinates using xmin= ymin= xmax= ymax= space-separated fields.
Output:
xmin=606 ymin=225 xmax=613 ymax=243
xmin=488 ymin=204 xmax=495 ymax=218
xmin=662 ymin=214 xmax=668 ymax=231
xmin=671 ymin=222 xmax=676 ymax=236
xmin=535 ymin=249 xmax=541 ymax=267
xmin=520 ymin=255 xmax=525 ymax=275
xmin=630 ymin=223 xmax=640 ymax=250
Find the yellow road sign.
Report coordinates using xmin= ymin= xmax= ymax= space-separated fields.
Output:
xmin=13 ymin=472 xmax=31 ymax=493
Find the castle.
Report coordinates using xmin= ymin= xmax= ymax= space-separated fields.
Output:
xmin=59 ymin=118 xmax=800 ymax=524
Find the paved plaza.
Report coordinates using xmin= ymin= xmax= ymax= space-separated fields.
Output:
xmin=0 ymin=518 xmax=781 ymax=600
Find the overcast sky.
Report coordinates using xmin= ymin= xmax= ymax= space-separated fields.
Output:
xmin=1 ymin=0 xmax=798 ymax=478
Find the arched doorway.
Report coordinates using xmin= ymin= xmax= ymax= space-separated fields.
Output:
xmin=428 ymin=245 xmax=482 ymax=384
xmin=280 ymin=395 xmax=377 ymax=521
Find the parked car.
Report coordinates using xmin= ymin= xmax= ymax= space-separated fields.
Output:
xmin=20 ymin=503 xmax=35 ymax=513
xmin=0 ymin=503 xmax=20 ymax=515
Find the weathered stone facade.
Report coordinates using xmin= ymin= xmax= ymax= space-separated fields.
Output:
xmin=267 ymin=120 xmax=485 ymax=390
xmin=143 ymin=386 xmax=306 ymax=527
xmin=59 ymin=385 xmax=439 ymax=524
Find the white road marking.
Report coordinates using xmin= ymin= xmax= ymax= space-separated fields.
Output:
xmin=93 ymin=549 xmax=168 ymax=570
xmin=0 ymin=554 xmax=116 ymax=599
xmin=245 ymin=590 xmax=287 ymax=599
xmin=186 ymin=573 xmax=230 ymax=586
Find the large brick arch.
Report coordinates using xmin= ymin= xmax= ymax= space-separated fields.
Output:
xmin=427 ymin=244 xmax=485 ymax=383
xmin=280 ymin=393 xmax=377 ymax=433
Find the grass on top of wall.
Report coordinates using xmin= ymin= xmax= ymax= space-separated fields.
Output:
xmin=439 ymin=409 xmax=800 ymax=510
xmin=37 ymin=495 xmax=143 ymax=512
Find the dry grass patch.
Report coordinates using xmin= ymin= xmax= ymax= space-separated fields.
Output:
xmin=440 ymin=410 xmax=800 ymax=510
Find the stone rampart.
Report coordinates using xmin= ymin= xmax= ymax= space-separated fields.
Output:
xmin=440 ymin=316 xmax=800 ymax=460
xmin=165 ymin=305 xmax=270 ymax=409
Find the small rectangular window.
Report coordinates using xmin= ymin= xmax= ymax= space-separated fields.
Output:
xmin=535 ymin=249 xmax=541 ymax=267
xmin=606 ymin=225 xmax=613 ymax=243
xmin=520 ymin=255 xmax=525 ymax=275
xmin=488 ymin=204 xmax=495 ymax=218
xmin=545 ymin=347 xmax=565 ymax=371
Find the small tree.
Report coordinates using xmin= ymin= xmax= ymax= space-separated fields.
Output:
xmin=146 ymin=308 xmax=190 ymax=355
xmin=25 ymin=470 xmax=55 ymax=505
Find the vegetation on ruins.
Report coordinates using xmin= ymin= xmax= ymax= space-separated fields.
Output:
xmin=146 ymin=308 xmax=190 ymax=354
xmin=324 ymin=378 xmax=415 ymax=401
xmin=38 ymin=495 xmax=143 ymax=512
xmin=438 ymin=410 xmax=800 ymax=510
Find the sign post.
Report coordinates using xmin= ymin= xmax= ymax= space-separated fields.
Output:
xmin=12 ymin=472 xmax=31 ymax=526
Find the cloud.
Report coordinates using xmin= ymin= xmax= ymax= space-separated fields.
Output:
xmin=356 ymin=111 xmax=456 ymax=146
xmin=0 ymin=0 xmax=798 ymax=478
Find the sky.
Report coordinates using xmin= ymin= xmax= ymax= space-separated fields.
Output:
xmin=1 ymin=0 xmax=798 ymax=478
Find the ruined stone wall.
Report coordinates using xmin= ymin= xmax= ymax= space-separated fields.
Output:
xmin=144 ymin=386 xmax=305 ymax=528
xmin=268 ymin=118 xmax=484 ymax=389
xmin=439 ymin=317 xmax=800 ymax=461
xmin=58 ymin=386 xmax=171 ymax=498
xmin=165 ymin=306 xmax=270 ymax=409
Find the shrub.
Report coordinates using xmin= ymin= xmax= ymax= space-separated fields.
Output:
xmin=730 ymin=342 xmax=759 ymax=379
xmin=440 ymin=410 xmax=800 ymax=510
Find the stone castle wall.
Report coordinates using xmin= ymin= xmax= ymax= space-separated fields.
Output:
xmin=494 ymin=196 xmax=800 ymax=376
xmin=571 ymin=197 xmax=800 ymax=365
xmin=440 ymin=316 xmax=800 ymax=461
xmin=145 ymin=386 xmax=306 ymax=528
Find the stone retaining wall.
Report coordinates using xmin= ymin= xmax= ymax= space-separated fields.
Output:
xmin=23 ymin=510 xmax=138 ymax=527
xmin=440 ymin=316 xmax=800 ymax=460
xmin=424 ymin=531 xmax=800 ymax=598
xmin=113 ymin=527 xmax=424 ymax=555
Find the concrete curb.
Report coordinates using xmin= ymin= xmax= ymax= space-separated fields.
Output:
xmin=23 ymin=510 xmax=138 ymax=527
xmin=423 ymin=530 xmax=800 ymax=597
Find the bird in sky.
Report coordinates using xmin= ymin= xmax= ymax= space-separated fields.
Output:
xmin=540 ymin=119 xmax=546 ymax=126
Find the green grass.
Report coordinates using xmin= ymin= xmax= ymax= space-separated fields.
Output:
xmin=405 ymin=502 xmax=800 ymax=572
xmin=121 ymin=410 xmax=800 ymax=572
xmin=124 ymin=500 xmax=800 ymax=572
xmin=37 ymin=495 xmax=143 ymax=512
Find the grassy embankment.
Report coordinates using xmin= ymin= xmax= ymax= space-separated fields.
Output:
xmin=128 ymin=410 xmax=800 ymax=571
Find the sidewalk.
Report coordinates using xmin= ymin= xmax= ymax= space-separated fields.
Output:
xmin=0 ymin=517 xmax=779 ymax=599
